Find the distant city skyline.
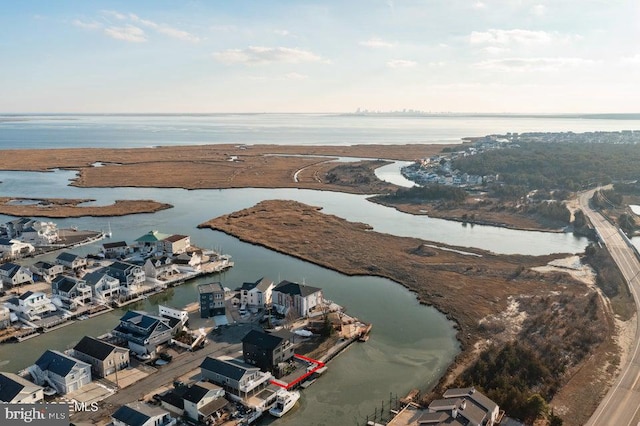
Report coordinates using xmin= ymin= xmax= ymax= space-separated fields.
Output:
xmin=1 ymin=1 xmax=638 ymax=113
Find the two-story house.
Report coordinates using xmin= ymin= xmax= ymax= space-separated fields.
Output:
xmin=0 ymin=238 xmax=35 ymax=259
xmin=0 ymin=306 xmax=11 ymax=329
xmin=102 ymin=261 xmax=145 ymax=294
xmin=55 ymin=251 xmax=87 ymax=271
xmin=0 ymin=372 xmax=44 ymax=403
xmin=30 ymin=349 xmax=92 ymax=395
xmin=271 ymin=280 xmax=324 ymax=318
xmin=21 ymin=221 xmax=59 ymax=246
xmin=134 ymin=230 xmax=171 ymax=254
xmin=83 ymin=271 xmax=121 ymax=303
xmin=72 ymin=336 xmax=130 ymax=378
xmin=200 ymin=356 xmax=273 ymax=401
xmin=144 ymin=256 xmax=179 ymax=280
xmin=112 ymin=311 xmax=181 ymax=356
xmin=102 ymin=241 xmax=130 ymax=259
xmin=240 ymin=277 xmax=275 ymax=308
xmin=198 ymin=282 xmax=225 ymax=318
xmin=5 ymin=291 xmax=56 ymax=321
xmin=111 ymin=402 xmax=176 ymax=426
xmin=52 ymin=275 xmax=93 ymax=307
xmin=242 ymin=329 xmax=295 ymax=375
xmin=161 ymin=234 xmax=191 ymax=255
xmin=182 ymin=381 xmax=227 ymax=423
xmin=31 ymin=261 xmax=64 ymax=282
xmin=0 ymin=262 xmax=34 ymax=288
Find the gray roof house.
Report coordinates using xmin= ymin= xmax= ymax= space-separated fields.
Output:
xmin=102 ymin=261 xmax=145 ymax=292
xmin=181 ymin=381 xmax=226 ymax=422
xmin=51 ymin=275 xmax=92 ymax=306
xmin=0 ymin=262 xmax=34 ymax=288
xmin=200 ymin=356 xmax=272 ymax=401
xmin=72 ymin=336 xmax=130 ymax=379
xmin=83 ymin=271 xmax=121 ymax=302
xmin=31 ymin=261 xmax=64 ymax=281
xmin=0 ymin=372 xmax=44 ymax=403
xmin=240 ymin=277 xmax=275 ymax=308
xmin=112 ymin=311 xmax=180 ymax=355
xmin=111 ymin=402 xmax=176 ymax=426
xmin=272 ymin=280 xmax=324 ymax=318
xmin=30 ymin=349 xmax=92 ymax=395
xmin=55 ymin=251 xmax=87 ymax=270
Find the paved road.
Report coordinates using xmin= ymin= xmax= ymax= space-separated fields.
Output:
xmin=580 ymin=189 xmax=640 ymax=426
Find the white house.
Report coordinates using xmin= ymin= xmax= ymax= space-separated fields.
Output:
xmin=0 ymin=238 xmax=35 ymax=259
xmin=134 ymin=230 xmax=171 ymax=254
xmin=102 ymin=241 xmax=130 ymax=259
xmin=144 ymin=256 xmax=179 ymax=280
xmin=161 ymin=234 xmax=191 ymax=255
xmin=55 ymin=251 xmax=87 ymax=271
xmin=20 ymin=221 xmax=59 ymax=246
xmin=0 ymin=262 xmax=34 ymax=288
xmin=5 ymin=291 xmax=57 ymax=321
xmin=158 ymin=305 xmax=189 ymax=326
xmin=442 ymin=387 xmax=500 ymax=426
xmin=112 ymin=402 xmax=176 ymax=426
xmin=200 ymin=357 xmax=273 ymax=401
xmin=271 ymin=280 xmax=324 ymax=318
xmin=30 ymin=350 xmax=92 ymax=395
xmin=51 ymin=275 xmax=93 ymax=307
xmin=0 ymin=372 xmax=44 ymax=403
xmin=83 ymin=271 xmax=121 ymax=303
xmin=0 ymin=306 xmax=11 ymax=329
xmin=102 ymin=261 xmax=145 ymax=293
xmin=31 ymin=261 xmax=64 ymax=282
xmin=240 ymin=277 xmax=275 ymax=308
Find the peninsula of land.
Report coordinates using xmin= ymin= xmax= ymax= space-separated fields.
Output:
xmin=0 ymin=197 xmax=172 ymax=218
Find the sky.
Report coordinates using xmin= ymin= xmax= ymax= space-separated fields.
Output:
xmin=1 ymin=0 xmax=639 ymax=113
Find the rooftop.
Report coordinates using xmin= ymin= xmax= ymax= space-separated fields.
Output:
xmin=274 ymin=280 xmax=322 ymax=297
xmin=198 ymin=282 xmax=224 ymax=295
xmin=74 ymin=336 xmax=125 ymax=361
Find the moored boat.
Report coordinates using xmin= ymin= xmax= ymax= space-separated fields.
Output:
xmin=269 ymin=390 xmax=300 ymax=417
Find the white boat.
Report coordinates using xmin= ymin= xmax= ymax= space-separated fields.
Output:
xmin=269 ymin=390 xmax=300 ymax=417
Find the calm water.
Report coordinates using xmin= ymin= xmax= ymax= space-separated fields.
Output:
xmin=2 ymin=113 xmax=640 ymax=149
xmin=0 ymin=113 xmax=614 ymax=424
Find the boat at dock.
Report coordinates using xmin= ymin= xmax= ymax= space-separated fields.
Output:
xmin=269 ymin=390 xmax=300 ymax=417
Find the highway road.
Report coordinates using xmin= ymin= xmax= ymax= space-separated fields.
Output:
xmin=581 ymin=189 xmax=640 ymax=426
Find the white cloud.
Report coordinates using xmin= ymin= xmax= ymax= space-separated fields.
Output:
xmin=213 ymin=46 xmax=327 ymax=65
xmin=104 ymin=25 xmax=147 ymax=43
xmin=284 ymin=72 xmax=308 ymax=80
xmin=621 ymin=54 xmax=640 ymax=64
xmin=128 ymin=13 xmax=201 ymax=43
xmin=274 ymin=29 xmax=290 ymax=36
xmin=101 ymin=10 xmax=128 ymax=21
xmin=531 ymin=4 xmax=547 ymax=16
xmin=359 ymin=37 xmax=395 ymax=48
xmin=386 ymin=59 xmax=416 ymax=68
xmin=475 ymin=57 xmax=594 ymax=71
xmin=470 ymin=29 xmax=553 ymax=45
xmin=483 ymin=46 xmax=509 ymax=55
xmin=473 ymin=2 xmax=486 ymax=9
xmin=73 ymin=19 xmax=102 ymax=30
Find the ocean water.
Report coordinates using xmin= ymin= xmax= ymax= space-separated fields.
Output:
xmin=1 ymin=113 xmax=640 ymax=149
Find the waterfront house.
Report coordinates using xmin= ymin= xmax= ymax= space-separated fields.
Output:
xmin=272 ymin=280 xmax=324 ymax=318
xmin=198 ymin=282 xmax=225 ymax=318
xmin=0 ymin=372 xmax=44 ymax=403
xmin=242 ymin=329 xmax=294 ymax=375
xmin=200 ymin=356 xmax=273 ymax=401
xmin=21 ymin=221 xmax=59 ymax=246
xmin=83 ymin=271 xmax=121 ymax=303
xmin=240 ymin=277 xmax=275 ymax=308
xmin=31 ymin=261 xmax=64 ymax=282
xmin=134 ymin=230 xmax=171 ymax=254
xmin=173 ymin=250 xmax=205 ymax=269
xmin=0 ymin=262 xmax=34 ymax=288
xmin=72 ymin=335 xmax=130 ymax=378
xmin=102 ymin=261 xmax=145 ymax=293
xmin=0 ymin=306 xmax=11 ymax=329
xmin=144 ymin=256 xmax=179 ymax=280
xmin=5 ymin=291 xmax=57 ymax=321
xmin=112 ymin=310 xmax=181 ymax=356
xmin=0 ymin=238 xmax=35 ymax=259
xmin=30 ymin=349 xmax=92 ymax=395
xmin=52 ymin=275 xmax=93 ymax=307
xmin=111 ymin=402 xmax=176 ymax=426
xmin=158 ymin=305 xmax=189 ymax=326
xmin=102 ymin=241 xmax=130 ymax=259
xmin=161 ymin=234 xmax=191 ymax=255
xmin=4 ymin=217 xmax=33 ymax=238
xmin=182 ymin=381 xmax=227 ymax=422
xmin=55 ymin=251 xmax=87 ymax=271
xmin=442 ymin=387 xmax=500 ymax=425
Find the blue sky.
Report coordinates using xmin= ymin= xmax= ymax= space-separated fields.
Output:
xmin=1 ymin=0 xmax=638 ymax=113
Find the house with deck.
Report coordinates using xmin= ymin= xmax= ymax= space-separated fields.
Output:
xmin=111 ymin=402 xmax=176 ymax=426
xmin=144 ymin=256 xmax=180 ymax=280
xmin=83 ymin=271 xmax=121 ymax=303
xmin=240 ymin=277 xmax=275 ymax=308
xmin=242 ymin=329 xmax=295 ymax=375
xmin=21 ymin=221 xmax=59 ymax=246
xmin=5 ymin=291 xmax=57 ymax=321
xmin=52 ymin=275 xmax=92 ymax=306
xmin=30 ymin=350 xmax=92 ymax=395
xmin=200 ymin=356 xmax=273 ymax=401
xmin=31 ymin=261 xmax=64 ymax=282
xmin=0 ymin=372 xmax=44 ymax=403
xmin=55 ymin=251 xmax=87 ymax=271
xmin=72 ymin=335 xmax=130 ymax=378
xmin=0 ymin=238 xmax=35 ymax=259
xmin=102 ymin=261 xmax=145 ymax=293
xmin=102 ymin=241 xmax=130 ymax=259
xmin=112 ymin=310 xmax=181 ymax=356
xmin=135 ymin=230 xmax=171 ymax=254
xmin=272 ymin=280 xmax=324 ymax=318
xmin=182 ymin=381 xmax=227 ymax=423
xmin=0 ymin=262 xmax=34 ymax=288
